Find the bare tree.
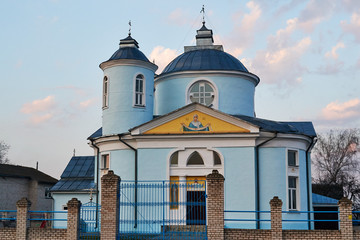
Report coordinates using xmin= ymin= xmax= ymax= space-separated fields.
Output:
xmin=0 ymin=140 xmax=10 ymax=164
xmin=313 ymin=129 xmax=360 ymax=205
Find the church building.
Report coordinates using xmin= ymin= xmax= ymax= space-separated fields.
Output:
xmin=50 ymin=20 xmax=316 ymax=230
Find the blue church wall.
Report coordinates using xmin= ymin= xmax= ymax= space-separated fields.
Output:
xmin=221 ymin=147 xmax=256 ymax=229
xmin=258 ymin=148 xmax=309 ymax=230
xmin=137 ymin=148 xmax=168 ymax=181
xmin=106 ymin=149 xmax=136 ymax=181
xmin=155 ymin=75 xmax=255 ymax=117
xmin=102 ymin=65 xmax=154 ymax=135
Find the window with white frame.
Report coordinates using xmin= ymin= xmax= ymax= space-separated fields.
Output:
xmin=101 ymin=154 xmax=109 ymax=170
xmin=288 ymin=176 xmax=298 ymax=210
xmin=288 ymin=150 xmax=298 ymax=167
xmin=170 ymin=151 xmax=179 ymax=166
xmin=188 ymin=81 xmax=215 ymax=107
xmin=187 ymin=151 xmax=204 ymax=165
xmin=134 ymin=74 xmax=145 ymax=107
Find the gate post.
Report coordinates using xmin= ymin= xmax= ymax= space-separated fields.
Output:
xmin=67 ymin=198 xmax=81 ymax=240
xmin=338 ymin=197 xmax=353 ymax=240
xmin=270 ymin=196 xmax=283 ymax=240
xmin=101 ymin=170 xmax=120 ymax=240
xmin=206 ymin=170 xmax=225 ymax=240
xmin=16 ymin=197 xmax=31 ymax=240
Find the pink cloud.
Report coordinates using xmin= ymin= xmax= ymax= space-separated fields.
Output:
xmin=341 ymin=12 xmax=360 ymax=43
xmin=325 ymin=42 xmax=345 ymax=59
xmin=21 ymin=96 xmax=56 ymax=114
xmin=320 ymin=98 xmax=360 ymax=121
xmin=79 ymin=98 xmax=98 ymax=109
xmin=149 ymin=46 xmax=179 ymax=73
xmin=29 ymin=113 xmax=54 ymax=125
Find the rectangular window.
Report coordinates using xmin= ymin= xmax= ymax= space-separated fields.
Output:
xmin=101 ymin=154 xmax=109 ymax=170
xmin=288 ymin=176 xmax=298 ymax=210
xmin=288 ymin=150 xmax=297 ymax=167
xmin=170 ymin=176 xmax=179 ymax=209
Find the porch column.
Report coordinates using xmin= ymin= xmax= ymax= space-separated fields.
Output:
xmin=101 ymin=170 xmax=120 ymax=240
xmin=207 ymin=169 xmax=225 ymax=240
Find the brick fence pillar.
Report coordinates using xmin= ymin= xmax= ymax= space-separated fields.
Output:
xmin=338 ymin=197 xmax=353 ymax=240
xmin=206 ymin=169 xmax=225 ymax=240
xmin=101 ymin=170 xmax=120 ymax=240
xmin=270 ymin=196 xmax=283 ymax=240
xmin=16 ymin=197 xmax=31 ymax=240
xmin=66 ymin=198 xmax=81 ymax=240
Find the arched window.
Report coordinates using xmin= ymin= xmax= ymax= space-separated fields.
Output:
xmin=213 ymin=151 xmax=221 ymax=165
xmin=187 ymin=151 xmax=204 ymax=165
xmin=170 ymin=151 xmax=178 ymax=166
xmin=189 ymin=81 xmax=215 ymax=107
xmin=103 ymin=76 xmax=109 ymax=108
xmin=134 ymin=74 xmax=145 ymax=107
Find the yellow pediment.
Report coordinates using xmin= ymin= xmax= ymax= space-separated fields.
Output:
xmin=144 ymin=111 xmax=250 ymax=134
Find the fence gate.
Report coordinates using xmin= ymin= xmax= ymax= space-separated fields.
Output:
xmin=79 ymin=201 xmax=101 ymax=239
xmin=118 ymin=180 xmax=207 ymax=240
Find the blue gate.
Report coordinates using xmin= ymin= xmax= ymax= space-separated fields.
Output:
xmin=118 ymin=180 xmax=207 ymax=240
xmin=80 ymin=202 xmax=100 ymax=239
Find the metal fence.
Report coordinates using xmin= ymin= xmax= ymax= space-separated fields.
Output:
xmin=80 ymin=201 xmax=101 ymax=239
xmin=28 ymin=210 xmax=68 ymax=229
xmin=118 ymin=180 xmax=207 ymax=240
xmin=0 ymin=210 xmax=17 ymax=228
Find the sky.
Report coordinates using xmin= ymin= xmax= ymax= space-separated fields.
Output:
xmin=0 ymin=0 xmax=359 ymax=179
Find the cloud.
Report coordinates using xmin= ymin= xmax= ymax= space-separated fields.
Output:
xmin=297 ymin=0 xmax=336 ymax=32
xmin=29 ymin=114 xmax=54 ymax=125
xmin=167 ymin=8 xmax=191 ymax=26
xmin=149 ymin=46 xmax=178 ymax=73
xmin=325 ymin=42 xmax=345 ymax=59
xmin=341 ymin=12 xmax=360 ymax=43
xmin=79 ymin=98 xmax=98 ymax=109
xmin=226 ymin=1 xmax=262 ymax=57
xmin=246 ymin=17 xmax=311 ymax=86
xmin=318 ymin=98 xmax=360 ymax=122
xmin=21 ymin=96 xmax=56 ymax=114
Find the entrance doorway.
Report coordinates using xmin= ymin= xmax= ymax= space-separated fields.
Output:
xmin=186 ymin=190 xmax=206 ymax=225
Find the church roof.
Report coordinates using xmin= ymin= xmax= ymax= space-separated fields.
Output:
xmin=312 ymin=193 xmax=338 ymax=206
xmin=0 ymin=164 xmax=57 ymax=183
xmin=50 ymin=156 xmax=95 ymax=192
xmin=108 ymin=47 xmax=150 ymax=62
xmin=160 ymin=49 xmax=249 ymax=76
xmin=233 ymin=115 xmax=317 ymax=137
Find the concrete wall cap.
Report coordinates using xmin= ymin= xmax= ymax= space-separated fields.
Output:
xmin=338 ymin=197 xmax=352 ymax=206
xmin=67 ymin=198 xmax=81 ymax=208
xmin=101 ymin=170 xmax=121 ymax=181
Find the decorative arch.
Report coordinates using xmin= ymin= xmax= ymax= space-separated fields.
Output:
xmin=185 ymin=78 xmax=218 ymax=109
xmin=187 ymin=151 xmax=204 ymax=165
xmin=170 ymin=151 xmax=179 ymax=166
xmin=213 ymin=151 xmax=222 ymax=165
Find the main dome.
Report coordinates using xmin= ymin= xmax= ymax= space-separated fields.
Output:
xmin=161 ymin=49 xmax=249 ymax=75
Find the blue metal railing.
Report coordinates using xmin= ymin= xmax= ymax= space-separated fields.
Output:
xmin=28 ymin=210 xmax=67 ymax=228
xmin=0 ymin=210 xmax=17 ymax=227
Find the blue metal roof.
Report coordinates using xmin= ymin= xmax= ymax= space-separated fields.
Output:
xmin=233 ymin=115 xmax=316 ymax=137
xmin=312 ymin=193 xmax=339 ymax=206
xmin=50 ymin=156 xmax=95 ymax=192
xmin=160 ymin=49 xmax=249 ymax=75
xmin=88 ymin=127 xmax=102 ymax=139
xmin=108 ymin=47 xmax=150 ymax=62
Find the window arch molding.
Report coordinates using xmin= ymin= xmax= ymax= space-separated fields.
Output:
xmin=133 ymin=73 xmax=146 ymax=107
xmin=185 ymin=78 xmax=218 ymax=109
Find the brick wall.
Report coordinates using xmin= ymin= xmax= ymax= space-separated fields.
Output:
xmin=225 ymin=229 xmax=271 ymax=240
xmin=0 ymin=228 xmax=16 ymax=239
xmin=27 ymin=228 xmax=67 ymax=239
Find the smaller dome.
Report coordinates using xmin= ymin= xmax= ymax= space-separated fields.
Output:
xmin=108 ymin=47 xmax=150 ymax=62
xmin=161 ymin=49 xmax=249 ymax=75
xmin=106 ymin=35 xmax=150 ymax=62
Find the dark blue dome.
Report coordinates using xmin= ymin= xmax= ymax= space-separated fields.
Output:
xmin=161 ymin=49 xmax=248 ymax=75
xmin=108 ymin=47 xmax=150 ymax=62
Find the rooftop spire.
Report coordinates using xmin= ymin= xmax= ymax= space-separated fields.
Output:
xmin=128 ymin=20 xmax=132 ymax=36
xmin=200 ymin=5 xmax=205 ymax=25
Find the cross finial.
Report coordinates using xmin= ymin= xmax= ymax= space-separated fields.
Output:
xmin=73 ymin=148 xmax=75 ymax=156
xmin=128 ymin=20 xmax=132 ymax=36
xmin=200 ymin=5 xmax=205 ymax=25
